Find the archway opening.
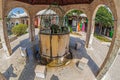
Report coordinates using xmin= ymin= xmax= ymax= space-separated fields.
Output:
xmin=94 ymin=6 xmax=114 ymax=39
xmin=65 ymin=9 xmax=88 ymax=42
xmin=90 ymin=5 xmax=115 ymax=68
xmin=65 ymin=9 xmax=88 ymax=33
xmin=7 ymin=7 xmax=29 ymax=53
xmin=63 ymin=9 xmax=100 ymax=76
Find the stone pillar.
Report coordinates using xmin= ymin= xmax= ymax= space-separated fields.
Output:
xmin=85 ymin=19 xmax=92 ymax=48
xmin=28 ymin=14 xmax=36 ymax=54
xmin=96 ymin=20 xmax=119 ymax=80
xmin=0 ymin=0 xmax=12 ymax=56
xmin=29 ymin=15 xmax=35 ymax=42
xmin=88 ymin=19 xmax=95 ymax=48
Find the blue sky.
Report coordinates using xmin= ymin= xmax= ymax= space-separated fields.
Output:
xmin=10 ymin=8 xmax=24 ymax=14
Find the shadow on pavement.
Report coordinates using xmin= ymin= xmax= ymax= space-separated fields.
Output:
xmin=3 ymin=64 xmax=17 ymax=80
xmin=18 ymin=47 xmax=36 ymax=80
xmin=50 ymin=74 xmax=59 ymax=80
xmin=70 ymin=36 xmax=99 ymax=76
xmin=12 ymin=38 xmax=30 ymax=53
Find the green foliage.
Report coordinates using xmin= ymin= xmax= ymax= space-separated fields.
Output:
xmin=109 ymin=29 xmax=114 ymax=38
xmin=50 ymin=24 xmax=60 ymax=33
xmin=12 ymin=24 xmax=28 ymax=36
xmin=68 ymin=25 xmax=73 ymax=33
xmin=94 ymin=34 xmax=111 ymax=42
xmin=66 ymin=10 xmax=83 ymax=16
xmin=6 ymin=18 xmax=10 ymax=22
xmin=95 ymin=6 xmax=114 ymax=27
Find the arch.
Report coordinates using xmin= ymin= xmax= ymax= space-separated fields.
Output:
xmin=94 ymin=1 xmax=120 ymax=80
xmin=35 ymin=8 xmax=64 ymax=17
xmin=32 ymin=6 xmax=49 ymax=16
xmin=5 ymin=6 xmax=31 ymax=54
xmin=6 ymin=7 xmax=30 ymax=35
xmin=89 ymin=3 xmax=118 ymax=79
xmin=89 ymin=4 xmax=117 ymax=46
xmin=36 ymin=9 xmax=58 ymax=16
xmin=64 ymin=9 xmax=88 ymax=18
xmin=6 ymin=7 xmax=30 ymax=18
xmin=4 ymin=0 xmax=31 ymax=17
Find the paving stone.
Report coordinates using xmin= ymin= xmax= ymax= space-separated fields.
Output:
xmin=35 ymin=65 xmax=46 ymax=79
xmin=78 ymin=57 xmax=89 ymax=70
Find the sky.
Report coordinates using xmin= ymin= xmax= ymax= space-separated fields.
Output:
xmin=10 ymin=8 xmax=25 ymax=14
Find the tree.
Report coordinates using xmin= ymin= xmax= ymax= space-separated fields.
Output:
xmin=95 ymin=6 xmax=114 ymax=35
xmin=66 ymin=10 xmax=83 ymax=17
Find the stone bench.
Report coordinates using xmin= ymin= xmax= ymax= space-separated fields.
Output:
xmin=77 ymin=57 xmax=89 ymax=70
xmin=19 ymin=47 xmax=27 ymax=57
xmin=75 ymin=42 xmax=81 ymax=50
xmin=35 ymin=65 xmax=46 ymax=79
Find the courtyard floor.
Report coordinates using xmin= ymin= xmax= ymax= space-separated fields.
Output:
xmin=0 ymin=29 xmax=120 ymax=80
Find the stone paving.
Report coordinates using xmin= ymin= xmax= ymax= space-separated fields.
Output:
xmin=106 ymin=51 xmax=120 ymax=80
xmin=0 ymin=29 xmax=120 ymax=80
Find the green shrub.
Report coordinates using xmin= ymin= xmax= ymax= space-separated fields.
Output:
xmin=12 ymin=24 xmax=28 ymax=36
xmin=94 ymin=34 xmax=111 ymax=42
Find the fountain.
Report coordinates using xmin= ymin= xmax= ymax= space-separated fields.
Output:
xmin=38 ymin=4 xmax=72 ymax=66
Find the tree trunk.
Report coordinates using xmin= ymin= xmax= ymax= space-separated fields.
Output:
xmin=99 ymin=23 xmax=102 ymax=35
xmin=104 ymin=27 xmax=107 ymax=35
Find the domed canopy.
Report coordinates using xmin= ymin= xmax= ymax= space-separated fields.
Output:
xmin=37 ymin=9 xmax=56 ymax=16
xmin=16 ymin=0 xmax=93 ymax=5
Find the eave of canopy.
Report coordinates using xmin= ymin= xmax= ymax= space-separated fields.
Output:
xmin=16 ymin=0 xmax=94 ymax=5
